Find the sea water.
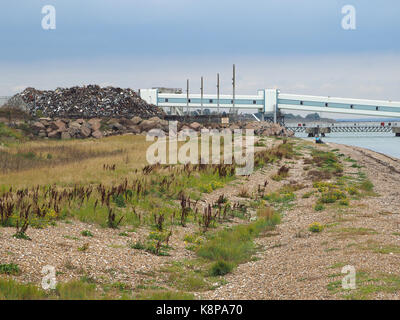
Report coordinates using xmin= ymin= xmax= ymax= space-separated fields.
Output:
xmin=297 ymin=132 xmax=400 ymax=159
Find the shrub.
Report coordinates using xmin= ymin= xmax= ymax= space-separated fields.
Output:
xmin=313 ymin=181 xmax=338 ymax=192
xmin=359 ymin=179 xmax=374 ymax=192
xmin=346 ymin=186 xmax=360 ymax=196
xmin=112 ymin=194 xmax=126 ymax=208
xmin=13 ymin=231 xmax=31 ymax=240
xmin=77 ymin=243 xmax=89 ymax=252
xmin=254 ymin=141 xmax=266 ymax=147
xmin=0 ymin=122 xmax=23 ymax=140
xmin=311 ymin=150 xmax=343 ymax=174
xmin=199 ymin=184 xmax=213 ymax=193
xmin=210 ymin=181 xmax=224 ymax=190
xmin=209 ymin=260 xmax=234 ymax=276
xmin=0 ymin=263 xmax=20 ymax=275
xmin=307 ymin=170 xmax=332 ymax=181
xmin=81 ymin=230 xmax=93 ymax=237
xmin=302 ymin=191 xmax=314 ymax=199
xmin=314 ymin=203 xmax=325 ymax=211
xmin=309 ymin=222 xmax=324 ymax=233
xmin=320 ymin=189 xmax=347 ymax=204
xmin=129 ymin=239 xmax=170 ymax=256
xmin=130 ymin=241 xmax=145 ymax=250
xmin=148 ymin=231 xmax=172 ymax=242
xmin=272 ymin=165 xmax=290 ymax=181
xmin=183 ymin=233 xmax=203 ymax=245
xmin=237 ymin=187 xmax=250 ymax=198
xmin=145 ymin=240 xmax=170 ymax=256
xmin=264 ymin=191 xmax=295 ymax=204
xmin=256 ymin=206 xmax=275 ymax=219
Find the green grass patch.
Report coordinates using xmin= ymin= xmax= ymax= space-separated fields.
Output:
xmin=81 ymin=230 xmax=93 ymax=237
xmin=209 ymin=260 xmax=235 ymax=276
xmin=135 ymin=289 xmax=195 ymax=300
xmin=196 ymin=213 xmax=281 ymax=272
xmin=0 ymin=122 xmax=24 ymax=142
xmin=361 ymin=241 xmax=400 ymax=254
xmin=263 ymin=186 xmax=297 ymax=211
xmin=55 ymin=280 xmax=98 ymax=300
xmin=311 ymin=149 xmax=344 ymax=174
xmin=328 ymin=270 xmax=400 ymax=300
xmin=0 ymin=278 xmax=103 ymax=300
xmin=0 ymin=278 xmax=46 ymax=300
xmin=0 ymin=263 xmax=20 ymax=275
xmin=332 ymin=227 xmax=377 ymax=236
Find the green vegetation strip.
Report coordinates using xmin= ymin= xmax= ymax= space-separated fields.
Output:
xmin=0 ymin=276 xmax=194 ymax=300
xmin=327 ymin=269 xmax=400 ymax=300
xmin=197 ymin=213 xmax=281 ymax=276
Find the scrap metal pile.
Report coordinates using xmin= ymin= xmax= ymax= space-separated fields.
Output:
xmin=11 ymin=85 xmax=164 ymax=118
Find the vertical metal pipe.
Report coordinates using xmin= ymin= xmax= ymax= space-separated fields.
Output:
xmin=200 ymin=76 xmax=204 ymax=115
xmin=186 ymin=79 xmax=189 ymax=115
xmin=217 ymin=73 xmax=220 ymax=114
xmin=232 ymin=64 xmax=236 ymax=115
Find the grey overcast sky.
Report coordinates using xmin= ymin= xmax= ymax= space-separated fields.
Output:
xmin=1 ymin=0 xmax=399 ymax=117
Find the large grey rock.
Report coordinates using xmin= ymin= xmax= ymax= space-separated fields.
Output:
xmin=80 ymin=126 xmax=92 ymax=138
xmin=148 ymin=116 xmax=161 ymax=123
xmin=48 ymin=130 xmax=60 ymax=138
xmin=112 ymin=123 xmax=125 ymax=131
xmin=88 ymin=118 xmax=101 ymax=131
xmin=50 ymin=119 xmax=67 ymax=132
xmin=245 ymin=122 xmax=260 ymax=130
xmin=67 ymin=127 xmax=80 ymax=138
xmin=107 ymin=118 xmax=119 ymax=125
xmin=38 ymin=130 xmax=47 ymax=137
xmin=69 ymin=121 xmax=81 ymax=130
xmin=131 ymin=116 xmax=142 ymax=125
xmin=39 ymin=119 xmax=51 ymax=126
xmin=32 ymin=121 xmax=45 ymax=131
xmin=127 ymin=125 xmax=141 ymax=134
xmin=92 ymin=130 xmax=103 ymax=139
xmin=118 ymin=117 xmax=134 ymax=127
xmin=61 ymin=132 xmax=71 ymax=140
xmin=139 ymin=119 xmax=161 ymax=132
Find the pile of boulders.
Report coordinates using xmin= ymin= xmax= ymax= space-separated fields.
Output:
xmin=241 ymin=121 xmax=294 ymax=137
xmin=11 ymin=85 xmax=164 ymax=119
xmin=179 ymin=121 xmax=294 ymax=137
xmin=30 ymin=116 xmax=171 ymax=139
xmin=31 ymin=118 xmax=104 ymax=139
xmin=27 ymin=117 xmax=292 ymax=140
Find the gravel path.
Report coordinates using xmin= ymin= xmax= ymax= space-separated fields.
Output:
xmin=200 ymin=141 xmax=400 ymax=300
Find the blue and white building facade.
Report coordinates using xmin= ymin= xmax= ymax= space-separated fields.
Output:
xmin=139 ymin=88 xmax=400 ymax=122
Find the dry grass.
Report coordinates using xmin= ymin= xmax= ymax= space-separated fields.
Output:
xmin=0 ymin=135 xmax=152 ymax=188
